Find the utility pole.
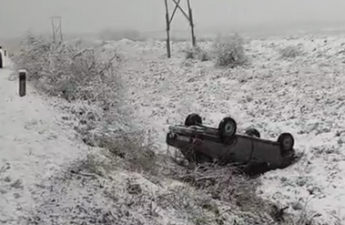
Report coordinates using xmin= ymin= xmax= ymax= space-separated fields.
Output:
xmin=51 ymin=16 xmax=63 ymax=44
xmin=164 ymin=0 xmax=196 ymax=58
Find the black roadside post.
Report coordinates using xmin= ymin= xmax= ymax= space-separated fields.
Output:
xmin=0 ymin=45 xmax=2 ymax=68
xmin=19 ymin=70 xmax=27 ymax=97
xmin=0 ymin=51 xmax=2 ymax=69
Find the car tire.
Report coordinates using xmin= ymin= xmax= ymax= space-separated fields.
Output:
xmin=218 ymin=117 xmax=237 ymax=143
xmin=0 ymin=52 xmax=3 ymax=69
xmin=184 ymin=113 xmax=202 ymax=126
xmin=278 ymin=133 xmax=294 ymax=152
xmin=245 ymin=128 xmax=260 ymax=138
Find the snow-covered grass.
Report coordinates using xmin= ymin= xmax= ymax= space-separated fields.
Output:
xmin=2 ymin=33 xmax=298 ymax=225
xmin=3 ymin=31 xmax=345 ymax=224
xmin=112 ymin=33 xmax=345 ymax=224
xmin=279 ymin=45 xmax=304 ymax=59
xmin=213 ymin=33 xmax=249 ymax=67
xmin=0 ymin=57 xmax=87 ymax=223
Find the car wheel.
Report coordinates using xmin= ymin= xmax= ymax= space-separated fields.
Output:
xmin=278 ymin=133 xmax=294 ymax=152
xmin=245 ymin=128 xmax=260 ymax=138
xmin=0 ymin=52 xmax=3 ymax=69
xmin=184 ymin=113 xmax=202 ymax=126
xmin=218 ymin=117 xmax=237 ymax=143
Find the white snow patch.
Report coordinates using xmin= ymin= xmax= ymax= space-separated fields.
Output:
xmin=0 ymin=57 xmax=87 ymax=224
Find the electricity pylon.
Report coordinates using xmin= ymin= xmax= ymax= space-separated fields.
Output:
xmin=164 ymin=0 xmax=196 ymax=58
xmin=51 ymin=16 xmax=63 ymax=44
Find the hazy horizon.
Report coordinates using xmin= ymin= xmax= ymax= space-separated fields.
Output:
xmin=1 ymin=0 xmax=345 ymax=38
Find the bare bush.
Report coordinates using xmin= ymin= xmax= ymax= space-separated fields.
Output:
xmin=68 ymin=151 xmax=281 ymax=225
xmin=28 ymin=153 xmax=232 ymax=225
xmin=171 ymin=164 xmax=274 ymax=219
xmin=12 ymin=32 xmax=136 ymax=148
xmin=95 ymin=129 xmax=159 ymax=174
xmin=213 ymin=33 xmax=248 ymax=67
xmin=279 ymin=46 xmax=302 ymax=59
xmin=172 ymin=162 xmax=324 ymax=224
xmin=184 ymin=45 xmax=211 ymax=61
xmin=65 ymin=105 xmax=159 ymax=176
xmin=13 ymin=32 xmax=122 ymax=108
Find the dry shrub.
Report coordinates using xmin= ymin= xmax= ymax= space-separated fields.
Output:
xmin=72 ymin=151 xmax=269 ymax=225
xmin=70 ymin=107 xmax=158 ymax=175
xmin=13 ymin=33 xmax=127 ymax=137
xmin=172 ymin=164 xmax=273 ymax=217
xmin=59 ymin=155 xmax=226 ymax=225
xmin=213 ymin=33 xmax=248 ymax=68
xmin=171 ymin=162 xmax=322 ymax=225
xmin=12 ymin=32 xmax=122 ymax=109
xmin=184 ymin=45 xmax=211 ymax=61
xmin=96 ymin=129 xmax=159 ymax=174
xmin=279 ymin=46 xmax=302 ymax=59
xmin=156 ymin=185 xmax=223 ymax=225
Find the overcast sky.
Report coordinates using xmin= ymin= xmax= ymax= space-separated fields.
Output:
xmin=1 ymin=0 xmax=345 ymax=38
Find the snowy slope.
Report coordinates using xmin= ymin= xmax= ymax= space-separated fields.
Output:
xmin=0 ymin=55 xmax=87 ymax=224
xmin=113 ymin=34 xmax=345 ymax=224
xmin=0 ymin=48 xmax=246 ymax=225
xmin=3 ymin=32 xmax=345 ymax=224
xmin=1 ymin=43 xmax=279 ymax=225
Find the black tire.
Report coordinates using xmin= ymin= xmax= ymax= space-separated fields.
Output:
xmin=184 ymin=113 xmax=202 ymax=126
xmin=245 ymin=128 xmax=261 ymax=138
xmin=218 ymin=117 xmax=237 ymax=143
xmin=278 ymin=133 xmax=294 ymax=152
xmin=0 ymin=52 xmax=3 ymax=69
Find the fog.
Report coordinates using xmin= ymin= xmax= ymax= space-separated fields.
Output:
xmin=1 ymin=0 xmax=345 ymax=38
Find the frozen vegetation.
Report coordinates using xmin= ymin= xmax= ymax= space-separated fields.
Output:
xmin=1 ymin=30 xmax=345 ymax=224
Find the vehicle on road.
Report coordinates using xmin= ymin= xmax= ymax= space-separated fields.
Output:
xmin=166 ymin=113 xmax=298 ymax=174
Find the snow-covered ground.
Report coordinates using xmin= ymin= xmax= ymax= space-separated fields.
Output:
xmin=0 ymin=54 xmax=87 ymax=224
xmin=106 ymin=34 xmax=345 ymax=224
xmin=0 ymin=48 xmax=247 ymax=225
xmin=3 ymin=32 xmax=345 ymax=224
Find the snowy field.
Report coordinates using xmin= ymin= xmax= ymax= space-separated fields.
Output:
xmin=110 ymin=34 xmax=345 ymax=224
xmin=1 ymin=32 xmax=345 ymax=224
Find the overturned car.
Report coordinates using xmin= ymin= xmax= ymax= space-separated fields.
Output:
xmin=166 ymin=114 xmax=298 ymax=173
